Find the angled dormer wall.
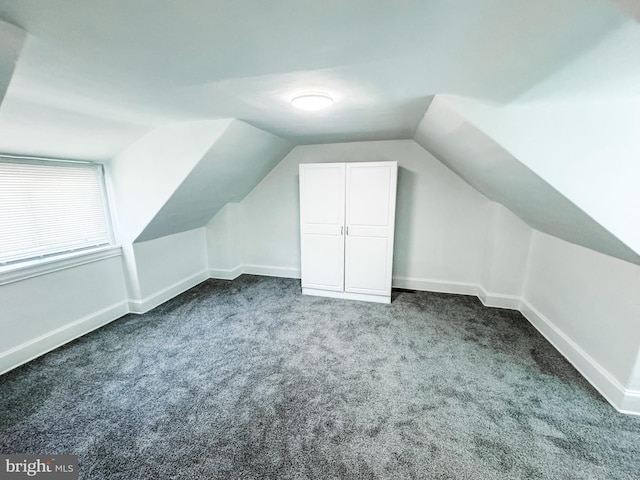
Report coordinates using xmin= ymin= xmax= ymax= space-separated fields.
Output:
xmin=107 ymin=119 xmax=292 ymax=310
xmin=109 ymin=119 xmax=234 ymax=243
xmin=442 ymin=96 xmax=640 ymax=258
xmin=137 ymin=120 xmax=293 ymax=242
xmin=107 ymin=119 xmax=232 ymax=305
xmin=414 ymin=95 xmax=640 ymax=265
xmin=412 ymin=90 xmax=640 ymax=412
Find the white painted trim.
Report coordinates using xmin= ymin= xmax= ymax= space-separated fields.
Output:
xmin=302 ymin=287 xmax=390 ymax=304
xmin=0 ymin=300 xmax=129 ymax=375
xmin=242 ymin=264 xmax=301 ymax=279
xmin=128 ymin=270 xmax=209 ymax=314
xmin=208 ymin=264 xmax=301 ymax=279
xmin=619 ymin=390 xmax=640 ymax=416
xmin=519 ymin=300 xmax=635 ymax=414
xmin=392 ymin=276 xmax=520 ymax=310
xmin=208 ymin=266 xmax=243 ymax=280
xmin=0 ymin=245 xmax=123 ymax=286
xmin=4 ymin=258 xmax=638 ymax=415
xmin=392 ymin=275 xmax=481 ymax=296
xmin=391 ymin=274 xmax=639 ymax=415
xmin=477 ymin=288 xmax=521 ymax=310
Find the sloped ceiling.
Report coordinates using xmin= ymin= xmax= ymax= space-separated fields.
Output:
xmin=109 ymin=119 xmax=233 ymax=242
xmin=415 ymin=96 xmax=640 ymax=265
xmin=443 ymin=96 xmax=640 ymax=257
xmin=137 ymin=120 xmax=293 ymax=242
xmin=0 ymin=1 xmax=639 ymax=262
xmin=0 ymin=20 xmax=24 ymax=106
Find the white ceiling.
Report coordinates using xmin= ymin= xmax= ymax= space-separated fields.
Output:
xmin=0 ymin=0 xmax=630 ymax=159
xmin=0 ymin=0 xmax=638 ymax=262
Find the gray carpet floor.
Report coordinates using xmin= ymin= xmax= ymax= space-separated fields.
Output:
xmin=1 ymin=275 xmax=639 ymax=479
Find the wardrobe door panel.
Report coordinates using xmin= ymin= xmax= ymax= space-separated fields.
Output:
xmin=347 ymin=165 xmax=392 ymax=227
xmin=345 ymin=235 xmax=390 ymax=293
xmin=302 ymin=233 xmax=345 ymax=290
xmin=345 ymin=162 xmax=397 ymax=297
xmin=299 ymin=163 xmax=345 ymax=292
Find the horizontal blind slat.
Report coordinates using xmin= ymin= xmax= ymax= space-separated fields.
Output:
xmin=0 ymin=159 xmax=112 ymax=264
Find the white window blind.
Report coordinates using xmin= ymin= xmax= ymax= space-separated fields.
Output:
xmin=0 ymin=158 xmax=112 ymax=265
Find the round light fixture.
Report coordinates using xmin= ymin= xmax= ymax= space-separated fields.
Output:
xmin=291 ymin=93 xmax=334 ymax=111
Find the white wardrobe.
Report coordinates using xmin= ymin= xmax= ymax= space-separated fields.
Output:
xmin=299 ymin=161 xmax=398 ymax=304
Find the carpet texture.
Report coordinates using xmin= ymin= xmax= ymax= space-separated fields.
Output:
xmin=1 ymin=275 xmax=639 ymax=479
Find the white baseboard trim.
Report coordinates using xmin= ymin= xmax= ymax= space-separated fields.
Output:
xmin=391 ymin=274 xmax=638 ymax=415
xmin=299 ymin=274 xmax=520 ymax=307
xmin=519 ymin=300 xmax=638 ymax=415
xmin=392 ymin=277 xmax=520 ymax=310
xmin=477 ymin=288 xmax=522 ymax=310
xmin=209 ymin=264 xmax=301 ymax=280
xmin=208 ymin=266 xmax=243 ymax=280
xmin=241 ymin=264 xmax=301 ymax=279
xmin=4 ymin=264 xmax=637 ymax=415
xmin=619 ymin=390 xmax=640 ymax=416
xmin=0 ymin=300 xmax=129 ymax=376
xmin=129 ymin=270 xmax=209 ymax=314
xmin=392 ymin=276 xmax=481 ymax=297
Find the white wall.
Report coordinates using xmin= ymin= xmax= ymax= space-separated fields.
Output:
xmin=206 ymin=137 xmax=640 ymax=413
xmin=206 ymin=203 xmax=242 ymax=279
xmin=481 ymin=203 xmax=532 ymax=302
xmin=0 ymin=228 xmax=210 ymax=374
xmin=629 ymin=352 xmax=640 ymax=392
xmin=522 ymin=231 xmax=640 ymax=410
xmin=447 ymin=96 xmax=640 ymax=257
xmin=130 ymin=228 xmax=208 ymax=312
xmin=108 ymin=119 xmax=231 ymax=242
xmin=416 ymin=95 xmax=640 ymax=265
xmin=0 ymin=254 xmax=129 ymax=374
xmin=138 ymin=120 xmax=292 ymax=242
xmin=208 ymin=139 xmax=493 ymax=289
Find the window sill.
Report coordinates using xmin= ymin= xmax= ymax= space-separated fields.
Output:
xmin=0 ymin=245 xmax=123 ymax=286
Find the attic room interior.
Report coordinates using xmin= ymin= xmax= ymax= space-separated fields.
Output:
xmin=1 ymin=0 xmax=639 ymax=478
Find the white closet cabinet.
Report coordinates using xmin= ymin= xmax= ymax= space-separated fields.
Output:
xmin=299 ymin=161 xmax=397 ymax=304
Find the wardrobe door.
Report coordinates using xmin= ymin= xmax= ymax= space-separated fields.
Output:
xmin=344 ymin=161 xmax=397 ymax=297
xmin=299 ymin=163 xmax=346 ymax=292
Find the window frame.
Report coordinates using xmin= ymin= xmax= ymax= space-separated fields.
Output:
xmin=0 ymin=154 xmax=120 ymax=284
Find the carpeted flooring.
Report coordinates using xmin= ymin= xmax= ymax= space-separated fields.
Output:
xmin=1 ymin=275 xmax=639 ymax=479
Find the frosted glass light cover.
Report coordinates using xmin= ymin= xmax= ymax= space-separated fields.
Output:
xmin=291 ymin=93 xmax=334 ymax=111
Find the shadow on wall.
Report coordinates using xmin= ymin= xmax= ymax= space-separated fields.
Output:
xmin=294 ymin=173 xmax=302 ymax=256
xmin=393 ymin=166 xmax=417 ymax=276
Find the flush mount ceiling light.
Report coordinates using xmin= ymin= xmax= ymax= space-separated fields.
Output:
xmin=291 ymin=92 xmax=334 ymax=111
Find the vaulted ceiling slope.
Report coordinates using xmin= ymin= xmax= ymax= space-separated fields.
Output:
xmin=0 ymin=20 xmax=24 ymax=107
xmin=137 ymin=120 xmax=293 ymax=242
xmin=109 ymin=119 xmax=234 ymax=243
xmin=0 ymin=1 xmax=638 ymax=262
xmin=443 ymin=96 xmax=640 ymax=259
xmin=109 ymin=118 xmax=291 ymax=243
xmin=422 ymin=11 xmax=640 ymax=262
xmin=415 ymin=96 xmax=640 ymax=265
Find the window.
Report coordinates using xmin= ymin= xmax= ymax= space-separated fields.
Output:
xmin=0 ymin=157 xmax=113 ymax=266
